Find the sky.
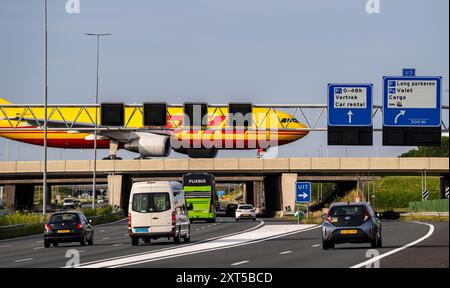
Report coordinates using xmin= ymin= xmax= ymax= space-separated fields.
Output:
xmin=0 ymin=0 xmax=448 ymax=161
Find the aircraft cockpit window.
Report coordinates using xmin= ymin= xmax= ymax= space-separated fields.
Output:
xmin=281 ymin=118 xmax=299 ymax=123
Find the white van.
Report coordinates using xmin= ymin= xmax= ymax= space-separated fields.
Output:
xmin=128 ymin=181 xmax=190 ymax=246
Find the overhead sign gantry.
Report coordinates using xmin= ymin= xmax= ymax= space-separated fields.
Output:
xmin=383 ymin=69 xmax=442 ymax=146
xmin=327 ymin=84 xmax=373 ymax=145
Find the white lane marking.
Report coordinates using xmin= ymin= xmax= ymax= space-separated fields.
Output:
xmin=124 ymin=234 xmax=129 ymax=236
xmin=33 ymin=247 xmax=44 ymax=250
xmin=112 ymin=244 xmax=122 ymax=247
xmin=79 ymin=250 xmax=86 ymax=253
xmin=312 ymin=244 xmax=320 ymax=248
xmin=231 ymin=260 xmax=249 ymax=266
xmin=201 ymin=227 xmax=206 ymax=229
xmin=351 ymin=222 xmax=435 ymax=268
xmin=280 ymin=251 xmax=292 ymax=255
xmin=78 ymin=220 xmax=265 ymax=267
xmin=14 ymin=258 xmax=33 ymax=263
xmin=36 ymin=241 xmax=44 ymax=243
xmin=81 ymin=224 xmax=318 ymax=268
xmin=0 ymin=245 xmax=13 ymax=248
xmin=100 ymin=230 xmax=105 ymax=233
xmin=102 ymin=237 xmax=110 ymax=240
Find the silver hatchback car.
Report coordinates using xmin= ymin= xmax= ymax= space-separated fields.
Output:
xmin=321 ymin=202 xmax=382 ymax=250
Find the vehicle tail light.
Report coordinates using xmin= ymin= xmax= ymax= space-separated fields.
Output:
xmin=75 ymin=223 xmax=82 ymax=230
xmin=364 ymin=208 xmax=372 ymax=222
xmin=128 ymin=213 xmax=131 ymax=228
xmin=172 ymin=211 xmax=176 ymax=226
xmin=45 ymin=224 xmax=52 ymax=232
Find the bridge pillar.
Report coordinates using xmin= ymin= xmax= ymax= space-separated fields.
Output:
xmin=441 ymin=175 xmax=449 ymax=199
xmin=281 ymin=173 xmax=298 ymax=213
xmin=3 ymin=184 xmax=35 ymax=211
xmin=107 ymin=174 xmax=132 ymax=213
xmin=264 ymin=175 xmax=282 ymax=216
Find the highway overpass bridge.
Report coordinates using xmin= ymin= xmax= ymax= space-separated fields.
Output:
xmin=0 ymin=157 xmax=448 ymax=213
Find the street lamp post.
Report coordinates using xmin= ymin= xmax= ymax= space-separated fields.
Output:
xmin=85 ymin=33 xmax=111 ymax=209
xmin=43 ymin=0 xmax=48 ymax=215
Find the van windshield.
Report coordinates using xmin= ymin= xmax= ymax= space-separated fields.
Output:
xmin=132 ymin=193 xmax=171 ymax=213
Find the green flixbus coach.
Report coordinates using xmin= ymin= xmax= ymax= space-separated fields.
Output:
xmin=182 ymin=173 xmax=216 ymax=223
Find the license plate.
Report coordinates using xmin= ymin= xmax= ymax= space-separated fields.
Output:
xmin=135 ymin=227 xmax=149 ymax=233
xmin=340 ymin=230 xmax=358 ymax=235
xmin=57 ymin=230 xmax=70 ymax=233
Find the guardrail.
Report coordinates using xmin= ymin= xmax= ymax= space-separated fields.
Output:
xmin=409 ymin=199 xmax=449 ymax=213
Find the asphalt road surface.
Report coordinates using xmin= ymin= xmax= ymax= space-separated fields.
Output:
xmin=0 ymin=218 xmax=447 ymax=268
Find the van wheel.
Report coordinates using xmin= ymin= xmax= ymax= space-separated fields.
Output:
xmin=144 ymin=238 xmax=151 ymax=244
xmin=184 ymin=227 xmax=191 ymax=242
xmin=53 ymin=242 xmax=59 ymax=247
xmin=131 ymin=237 xmax=139 ymax=246
xmin=173 ymin=229 xmax=181 ymax=244
xmin=44 ymin=240 xmax=51 ymax=248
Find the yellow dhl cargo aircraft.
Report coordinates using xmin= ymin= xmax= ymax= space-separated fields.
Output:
xmin=0 ymin=98 xmax=308 ymax=158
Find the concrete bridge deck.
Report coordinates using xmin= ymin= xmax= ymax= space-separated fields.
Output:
xmin=0 ymin=157 xmax=448 ymax=176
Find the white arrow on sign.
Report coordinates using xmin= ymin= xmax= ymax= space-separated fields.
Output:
xmin=347 ymin=110 xmax=353 ymax=124
xmin=394 ymin=110 xmax=406 ymax=124
xmin=298 ymin=192 xmax=308 ymax=199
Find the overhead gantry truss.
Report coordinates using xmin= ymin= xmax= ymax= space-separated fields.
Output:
xmin=0 ymin=104 xmax=448 ymax=132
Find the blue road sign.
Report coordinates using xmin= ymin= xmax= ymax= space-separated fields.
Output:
xmin=402 ymin=68 xmax=416 ymax=77
xmin=296 ymin=182 xmax=311 ymax=203
xmin=328 ymin=84 xmax=373 ymax=127
xmin=383 ymin=76 xmax=442 ymax=127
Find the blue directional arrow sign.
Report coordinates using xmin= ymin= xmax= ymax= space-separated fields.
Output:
xmin=296 ymin=182 xmax=311 ymax=203
xmin=328 ymin=84 xmax=373 ymax=127
xmin=383 ymin=76 xmax=442 ymax=127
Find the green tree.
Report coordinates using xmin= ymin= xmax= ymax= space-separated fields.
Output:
xmin=401 ymin=137 xmax=449 ymax=157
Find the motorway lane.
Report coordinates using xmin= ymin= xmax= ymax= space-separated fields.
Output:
xmin=0 ymin=217 xmax=260 ymax=268
xmin=128 ymin=221 xmax=445 ymax=268
xmin=380 ymin=221 xmax=449 ymax=268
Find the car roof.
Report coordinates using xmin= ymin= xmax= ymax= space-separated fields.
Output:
xmin=51 ymin=211 xmax=83 ymax=216
xmin=330 ymin=202 xmax=370 ymax=207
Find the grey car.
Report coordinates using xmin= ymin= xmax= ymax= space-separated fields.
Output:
xmin=321 ymin=202 xmax=382 ymax=250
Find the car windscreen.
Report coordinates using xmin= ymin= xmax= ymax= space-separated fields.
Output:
xmin=132 ymin=193 xmax=171 ymax=213
xmin=50 ymin=213 xmax=79 ymax=223
xmin=64 ymin=199 xmax=74 ymax=203
xmin=239 ymin=205 xmax=253 ymax=210
xmin=330 ymin=206 xmax=365 ymax=217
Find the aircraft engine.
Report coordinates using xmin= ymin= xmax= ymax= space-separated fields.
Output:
xmin=124 ymin=133 xmax=171 ymax=157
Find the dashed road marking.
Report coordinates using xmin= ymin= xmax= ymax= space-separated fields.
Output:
xmin=231 ymin=260 xmax=249 ymax=266
xmin=280 ymin=251 xmax=292 ymax=255
xmin=312 ymin=244 xmax=321 ymax=248
xmin=14 ymin=258 xmax=33 ymax=263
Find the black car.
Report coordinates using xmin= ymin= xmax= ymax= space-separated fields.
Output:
xmin=44 ymin=211 xmax=94 ymax=248
xmin=225 ymin=204 xmax=238 ymax=217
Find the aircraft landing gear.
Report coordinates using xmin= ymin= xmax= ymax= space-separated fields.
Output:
xmin=103 ymin=141 xmax=122 ymax=160
xmin=257 ymin=148 xmax=268 ymax=159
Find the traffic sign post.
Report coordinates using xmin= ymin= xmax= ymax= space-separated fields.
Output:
xmin=383 ymin=70 xmax=442 ymax=146
xmin=296 ymin=182 xmax=312 ymax=221
xmin=328 ymin=84 xmax=373 ymax=146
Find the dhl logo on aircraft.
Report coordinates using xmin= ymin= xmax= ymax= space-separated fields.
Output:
xmin=0 ymin=98 xmax=309 ymax=158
